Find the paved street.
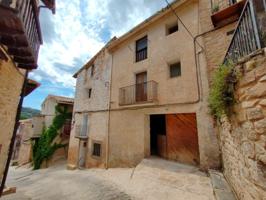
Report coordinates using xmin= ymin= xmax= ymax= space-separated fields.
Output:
xmin=2 ymin=158 xmax=217 ymax=200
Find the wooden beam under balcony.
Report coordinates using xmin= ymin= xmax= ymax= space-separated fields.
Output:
xmin=17 ymin=63 xmax=38 ymax=70
xmin=8 ymin=47 xmax=32 ymax=57
xmin=0 ymin=0 xmax=42 ymax=70
xmin=0 ymin=34 xmax=29 ymax=47
xmin=211 ymin=0 xmax=246 ymax=27
xmin=13 ymin=56 xmax=35 ymax=64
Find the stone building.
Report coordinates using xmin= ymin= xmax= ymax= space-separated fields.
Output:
xmin=40 ymin=95 xmax=74 ymax=164
xmin=68 ymin=40 xmax=114 ymax=169
xmin=12 ymin=116 xmax=44 ymax=166
xmin=68 ymin=0 xmax=246 ymax=170
xmin=0 ymin=0 xmax=56 ymax=190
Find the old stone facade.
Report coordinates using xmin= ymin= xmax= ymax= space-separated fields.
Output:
xmin=107 ymin=0 xmax=222 ymax=169
xmin=0 ymin=46 xmax=25 ymax=181
xmin=12 ymin=116 xmax=44 ymax=166
xmin=68 ymin=46 xmax=112 ymax=169
xmin=67 ymin=0 xmax=243 ymax=170
xmin=218 ymin=50 xmax=266 ymax=199
xmin=41 ymin=95 xmax=74 ymax=165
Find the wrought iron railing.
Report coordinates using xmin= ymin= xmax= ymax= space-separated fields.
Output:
xmin=0 ymin=0 xmax=42 ymax=60
xmin=224 ymin=0 xmax=266 ymax=63
xmin=119 ymin=81 xmax=158 ymax=106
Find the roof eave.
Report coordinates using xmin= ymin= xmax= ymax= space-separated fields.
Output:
xmin=108 ymin=0 xmax=187 ymax=51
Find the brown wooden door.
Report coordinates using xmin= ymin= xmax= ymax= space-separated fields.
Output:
xmin=166 ymin=113 xmax=200 ymax=166
xmin=136 ymin=72 xmax=147 ymax=102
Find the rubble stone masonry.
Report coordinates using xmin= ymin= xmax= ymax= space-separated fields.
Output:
xmin=219 ymin=50 xmax=266 ymax=200
xmin=0 ymin=47 xmax=24 ymax=180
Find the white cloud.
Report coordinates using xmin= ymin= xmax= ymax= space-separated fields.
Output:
xmin=32 ymin=0 xmax=174 ymax=89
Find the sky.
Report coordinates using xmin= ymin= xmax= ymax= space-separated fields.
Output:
xmin=23 ymin=0 xmax=174 ymax=110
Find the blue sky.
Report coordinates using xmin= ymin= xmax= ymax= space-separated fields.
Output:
xmin=23 ymin=0 xmax=174 ymax=110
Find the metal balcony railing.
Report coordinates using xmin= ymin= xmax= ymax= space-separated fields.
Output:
xmin=224 ymin=0 xmax=266 ymax=63
xmin=119 ymin=81 xmax=158 ymax=106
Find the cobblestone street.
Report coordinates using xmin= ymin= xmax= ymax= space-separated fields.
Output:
xmin=2 ymin=158 xmax=217 ymax=200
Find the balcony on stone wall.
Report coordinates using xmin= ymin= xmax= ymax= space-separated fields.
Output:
xmin=211 ymin=0 xmax=247 ymax=27
xmin=119 ymin=81 xmax=158 ymax=106
xmin=0 ymin=0 xmax=42 ymax=70
xmin=224 ymin=0 xmax=266 ymax=63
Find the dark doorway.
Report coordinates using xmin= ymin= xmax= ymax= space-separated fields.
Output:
xmin=150 ymin=115 xmax=166 ymax=157
xmin=149 ymin=113 xmax=200 ymax=166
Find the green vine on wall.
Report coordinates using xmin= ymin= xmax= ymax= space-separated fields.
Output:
xmin=33 ymin=105 xmax=72 ymax=170
xmin=208 ymin=62 xmax=240 ymax=120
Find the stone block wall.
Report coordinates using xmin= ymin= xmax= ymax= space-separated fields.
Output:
xmin=218 ymin=50 xmax=266 ymax=200
xmin=0 ymin=47 xmax=24 ymax=179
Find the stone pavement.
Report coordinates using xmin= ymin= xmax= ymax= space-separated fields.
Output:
xmin=2 ymin=158 xmax=219 ymax=200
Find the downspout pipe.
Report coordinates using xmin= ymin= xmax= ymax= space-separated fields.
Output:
xmin=0 ymin=70 xmax=28 ymax=197
xmin=105 ymin=52 xmax=113 ymax=169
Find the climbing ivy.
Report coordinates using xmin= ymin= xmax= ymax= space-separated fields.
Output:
xmin=33 ymin=105 xmax=72 ymax=170
xmin=208 ymin=62 xmax=240 ymax=120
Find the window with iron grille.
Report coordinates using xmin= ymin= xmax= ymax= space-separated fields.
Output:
xmin=92 ymin=142 xmax=101 ymax=157
xmin=136 ymin=36 xmax=148 ymax=62
xmin=170 ymin=62 xmax=181 ymax=78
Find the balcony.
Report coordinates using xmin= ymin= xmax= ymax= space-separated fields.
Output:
xmin=224 ymin=0 xmax=266 ymax=63
xmin=119 ymin=81 xmax=158 ymax=106
xmin=0 ymin=0 xmax=42 ymax=69
xmin=211 ymin=0 xmax=247 ymax=27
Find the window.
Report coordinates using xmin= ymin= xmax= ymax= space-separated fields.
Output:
xmin=136 ymin=36 xmax=148 ymax=62
xmin=80 ymin=114 xmax=88 ymax=137
xmin=170 ymin=62 xmax=181 ymax=78
xmin=88 ymin=88 xmax=92 ymax=98
xmin=92 ymin=142 xmax=101 ymax=157
xmin=91 ymin=65 xmax=95 ymax=77
xmin=167 ymin=23 xmax=179 ymax=35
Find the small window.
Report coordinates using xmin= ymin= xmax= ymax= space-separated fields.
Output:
xmin=167 ymin=23 xmax=179 ymax=35
xmin=92 ymin=143 xmax=101 ymax=157
xmin=88 ymin=88 xmax=92 ymax=98
xmin=91 ymin=65 xmax=95 ymax=77
xmin=170 ymin=62 xmax=181 ymax=78
xmin=136 ymin=36 xmax=148 ymax=62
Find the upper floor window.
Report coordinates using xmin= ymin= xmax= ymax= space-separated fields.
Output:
xmin=167 ymin=22 xmax=179 ymax=35
xmin=136 ymin=36 xmax=148 ymax=62
xmin=91 ymin=65 xmax=95 ymax=77
xmin=169 ymin=62 xmax=181 ymax=78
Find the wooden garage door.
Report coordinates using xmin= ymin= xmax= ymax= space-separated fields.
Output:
xmin=166 ymin=113 xmax=199 ymax=166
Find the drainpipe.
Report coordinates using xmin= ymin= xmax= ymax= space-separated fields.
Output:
xmin=105 ymin=53 xmax=114 ymax=169
xmin=0 ymin=70 xmax=28 ymax=196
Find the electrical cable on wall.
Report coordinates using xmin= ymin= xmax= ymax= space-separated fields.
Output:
xmin=164 ymin=0 xmax=204 ymax=50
